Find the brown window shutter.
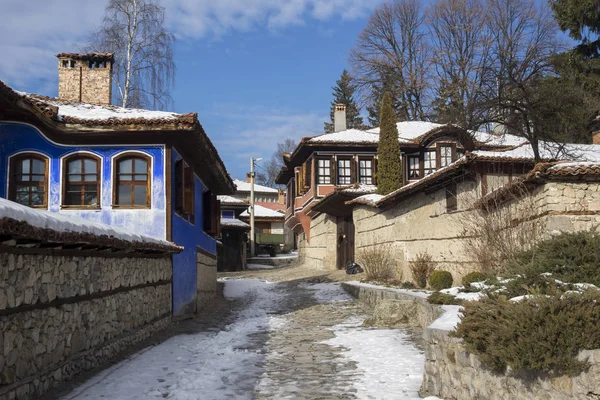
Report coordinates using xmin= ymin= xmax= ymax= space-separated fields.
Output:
xmin=203 ymin=190 xmax=211 ymax=231
xmin=350 ymin=157 xmax=357 ymax=184
xmin=183 ymin=164 xmax=194 ymax=216
xmin=372 ymin=157 xmax=378 ymax=186
xmin=330 ymin=156 xmax=336 ymax=184
xmin=305 ymin=159 xmax=312 ymax=189
xmin=175 ymin=160 xmax=183 ymax=213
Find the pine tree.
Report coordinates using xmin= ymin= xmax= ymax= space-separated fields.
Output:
xmin=366 ymin=70 xmax=404 ymax=128
xmin=376 ymin=92 xmax=403 ymax=195
xmin=324 ymin=70 xmax=365 ymax=132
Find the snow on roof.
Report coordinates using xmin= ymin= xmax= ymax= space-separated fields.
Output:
xmin=220 ymin=218 xmax=250 ymax=229
xmin=352 ymin=193 xmax=385 ymax=205
xmin=0 ymin=197 xmax=174 ymax=247
xmin=473 ymin=142 xmax=600 ymax=162
xmin=339 ymin=184 xmax=377 ymax=195
xmin=240 ymin=204 xmax=285 ymax=219
xmin=233 ymin=179 xmax=279 ymax=193
xmin=308 ymin=129 xmax=379 ymax=144
xmin=217 ymin=195 xmax=247 ymax=205
xmin=471 ymin=130 xmax=527 ymax=147
xmin=53 ymin=102 xmax=179 ymax=122
xmin=367 ymin=121 xmax=442 ymax=142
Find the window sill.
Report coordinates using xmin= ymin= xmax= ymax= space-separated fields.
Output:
xmin=111 ymin=206 xmax=152 ymax=210
xmin=61 ymin=205 xmax=101 ymax=210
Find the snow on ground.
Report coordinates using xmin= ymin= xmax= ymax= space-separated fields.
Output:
xmin=299 ymin=282 xmax=354 ymax=303
xmin=324 ymin=316 xmax=425 ymax=399
xmin=247 ymin=263 xmax=279 ymax=270
xmin=61 ymin=279 xmax=283 ymax=400
xmin=346 ymin=281 xmax=431 ymax=299
xmin=429 ymin=305 xmax=463 ymax=331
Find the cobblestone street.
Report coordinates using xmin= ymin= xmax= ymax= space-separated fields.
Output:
xmin=51 ymin=265 xmax=426 ymax=400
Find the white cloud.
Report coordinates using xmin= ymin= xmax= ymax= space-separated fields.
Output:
xmin=0 ymin=0 xmax=378 ymax=89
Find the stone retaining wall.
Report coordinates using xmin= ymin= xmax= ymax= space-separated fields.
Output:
xmin=196 ymin=249 xmax=217 ymax=311
xmin=422 ymin=328 xmax=600 ymax=400
xmin=0 ymin=252 xmax=172 ymax=400
xmin=298 ymin=213 xmax=337 ymax=270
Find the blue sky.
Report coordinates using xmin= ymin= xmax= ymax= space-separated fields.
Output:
xmin=0 ymin=0 xmax=381 ymax=180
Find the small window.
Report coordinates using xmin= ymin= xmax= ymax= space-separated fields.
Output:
xmin=9 ymin=154 xmax=49 ymax=208
xmin=439 ymin=146 xmax=453 ymax=168
xmin=424 ymin=151 xmax=436 ymax=176
xmin=61 ymin=60 xmax=69 ymax=68
xmin=70 ymin=60 xmax=77 ymax=68
xmin=114 ymin=154 xmax=150 ymax=208
xmin=63 ymin=155 xmax=100 ymax=207
xmin=337 ymin=159 xmax=351 ymax=185
xmin=221 ymin=210 xmax=235 ymax=219
xmin=359 ymin=159 xmax=373 ymax=185
xmin=408 ymin=156 xmax=420 ymax=180
xmin=317 ymin=159 xmax=331 ymax=184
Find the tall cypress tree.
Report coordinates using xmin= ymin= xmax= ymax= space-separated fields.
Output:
xmin=324 ymin=70 xmax=365 ymax=132
xmin=376 ymin=92 xmax=403 ymax=195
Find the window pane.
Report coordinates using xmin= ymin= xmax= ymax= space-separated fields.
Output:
xmin=120 ymin=174 xmax=133 ymax=181
xmin=84 ymin=187 xmax=98 ymax=205
xmin=68 ymin=174 xmax=82 ymax=182
xmin=134 ymin=174 xmax=147 ymax=181
xmin=31 ymin=174 xmax=45 ymax=182
xmin=84 ymin=174 xmax=97 ymax=182
xmin=119 ymin=159 xmax=132 ymax=174
xmin=68 ymin=160 xmax=82 ymax=174
xmin=84 ymin=159 xmax=97 ymax=173
xmin=66 ymin=192 xmax=81 ymax=206
xmin=118 ymin=185 xmax=132 ymax=205
xmin=134 ymin=185 xmax=147 ymax=205
xmin=21 ymin=159 xmax=30 ymax=174
xmin=32 ymin=159 xmax=45 ymax=174
xmin=134 ymin=159 xmax=147 ymax=173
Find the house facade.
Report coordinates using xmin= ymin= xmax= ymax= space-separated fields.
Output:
xmin=276 ymin=105 xmax=528 ymax=270
xmin=0 ymin=53 xmax=233 ymax=318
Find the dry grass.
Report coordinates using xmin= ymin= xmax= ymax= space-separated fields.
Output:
xmin=410 ymin=251 xmax=435 ymax=288
xmin=356 ymin=245 xmax=398 ymax=282
xmin=460 ymin=184 xmax=543 ymax=273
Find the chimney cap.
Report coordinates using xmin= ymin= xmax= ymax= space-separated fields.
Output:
xmin=56 ymin=52 xmax=114 ymax=62
xmin=335 ymin=103 xmax=346 ymax=111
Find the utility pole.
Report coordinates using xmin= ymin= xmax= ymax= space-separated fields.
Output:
xmin=250 ymin=157 xmax=256 ymax=257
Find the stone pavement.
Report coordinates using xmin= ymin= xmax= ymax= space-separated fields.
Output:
xmin=45 ymin=264 xmax=424 ymax=399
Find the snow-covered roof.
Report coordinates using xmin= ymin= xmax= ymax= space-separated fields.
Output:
xmin=220 ymin=218 xmax=250 ymax=229
xmin=308 ymin=129 xmax=379 ymax=145
xmin=351 ymin=193 xmax=385 ymax=206
xmin=339 ymin=184 xmax=377 ymax=195
xmin=240 ymin=204 xmax=285 ymax=219
xmin=473 ymin=142 xmax=600 ymax=162
xmin=217 ymin=195 xmax=247 ymax=205
xmin=234 ymin=179 xmax=279 ymax=193
xmin=367 ymin=121 xmax=442 ymax=142
xmin=0 ymin=197 xmax=179 ymax=252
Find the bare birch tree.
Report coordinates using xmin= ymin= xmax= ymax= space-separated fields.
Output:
xmin=88 ymin=0 xmax=175 ymax=109
xmin=428 ymin=0 xmax=493 ymax=129
xmin=257 ymin=139 xmax=297 ymax=188
xmin=351 ymin=0 xmax=431 ymax=121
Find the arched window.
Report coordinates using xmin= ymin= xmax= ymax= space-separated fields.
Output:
xmin=113 ymin=154 xmax=151 ymax=208
xmin=62 ymin=154 xmax=101 ymax=207
xmin=9 ymin=153 xmax=49 ymax=208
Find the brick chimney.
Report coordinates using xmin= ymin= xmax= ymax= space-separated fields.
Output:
xmin=57 ymin=53 xmax=114 ymax=105
xmin=594 ymin=132 xmax=600 ymax=145
xmin=334 ymin=104 xmax=347 ymax=132
xmin=246 ymin=172 xmax=252 ymax=183
xmin=278 ymin=188 xmax=285 ymax=205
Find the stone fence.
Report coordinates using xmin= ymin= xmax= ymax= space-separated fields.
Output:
xmin=342 ymin=282 xmax=600 ymax=400
xmin=0 ymin=252 xmax=172 ymax=400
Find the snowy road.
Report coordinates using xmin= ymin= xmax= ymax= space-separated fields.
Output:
xmin=56 ymin=278 xmax=427 ymax=400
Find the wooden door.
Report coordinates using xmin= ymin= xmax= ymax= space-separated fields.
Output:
xmin=336 ymin=216 xmax=355 ymax=270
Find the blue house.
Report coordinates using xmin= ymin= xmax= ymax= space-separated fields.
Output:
xmin=0 ymin=53 xmax=234 ymax=318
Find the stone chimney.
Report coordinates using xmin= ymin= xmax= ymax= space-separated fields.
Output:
xmin=593 ymin=132 xmax=600 ymax=145
xmin=334 ymin=104 xmax=347 ymax=132
xmin=278 ymin=188 xmax=285 ymax=205
xmin=57 ymin=53 xmax=114 ymax=105
xmin=246 ymin=172 xmax=252 ymax=183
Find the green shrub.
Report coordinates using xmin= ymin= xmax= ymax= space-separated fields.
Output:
xmin=401 ymin=281 xmax=416 ymax=289
xmin=508 ymin=230 xmax=600 ymax=286
xmin=428 ymin=291 xmax=462 ymax=305
xmin=462 ymin=271 xmax=488 ymax=288
xmin=410 ymin=252 xmax=435 ymax=288
xmin=429 ymin=270 xmax=453 ymax=290
xmin=451 ymin=291 xmax=600 ymax=376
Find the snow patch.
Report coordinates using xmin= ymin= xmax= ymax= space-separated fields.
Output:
xmin=300 ymin=282 xmax=354 ymax=303
xmin=240 ymin=204 xmax=285 ymax=219
xmin=429 ymin=305 xmax=463 ymax=331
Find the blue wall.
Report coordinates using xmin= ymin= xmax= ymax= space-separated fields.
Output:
xmin=0 ymin=122 xmax=166 ymax=239
xmin=171 ymin=148 xmax=217 ymax=317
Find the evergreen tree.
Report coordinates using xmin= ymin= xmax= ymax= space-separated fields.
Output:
xmin=366 ymin=69 xmax=404 ymax=128
xmin=376 ymin=92 xmax=403 ymax=195
xmin=324 ymin=70 xmax=365 ymax=132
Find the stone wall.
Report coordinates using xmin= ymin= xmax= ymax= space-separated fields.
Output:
xmin=0 ymin=252 xmax=171 ymax=400
xmin=422 ymin=328 xmax=600 ymax=400
xmin=353 ymin=178 xmax=600 ymax=284
xmin=298 ymin=213 xmax=337 ymax=270
xmin=196 ymin=250 xmax=217 ymax=311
